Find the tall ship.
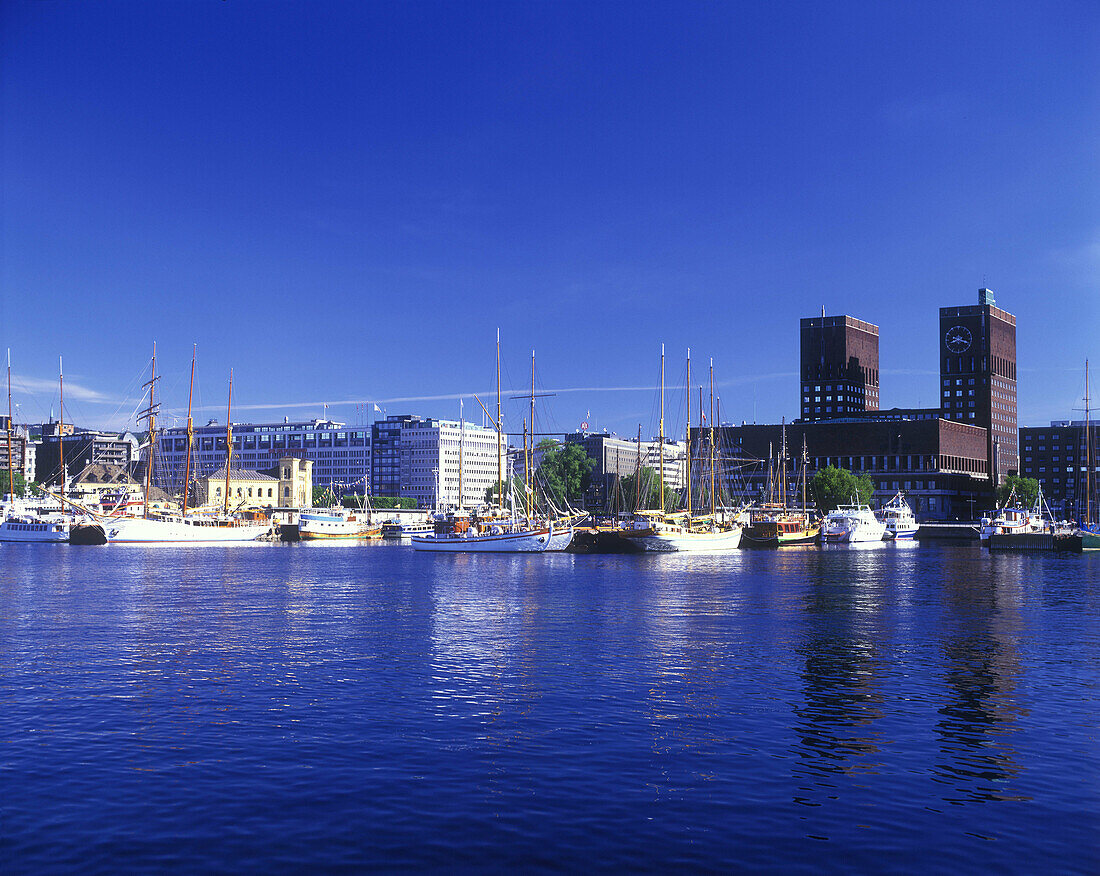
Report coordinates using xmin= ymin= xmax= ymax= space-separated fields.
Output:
xmin=103 ymin=348 xmax=270 ymax=544
xmin=741 ymin=432 xmax=819 ymax=547
xmin=615 ymin=347 xmax=742 ymax=552
xmin=412 ymin=333 xmax=573 ymax=553
xmin=822 ymin=504 xmax=887 ymax=543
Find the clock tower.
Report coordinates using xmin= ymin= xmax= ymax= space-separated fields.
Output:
xmin=939 ymin=288 xmax=1017 ymax=485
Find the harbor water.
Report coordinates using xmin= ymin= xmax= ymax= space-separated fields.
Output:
xmin=2 ymin=541 xmax=1099 ymax=872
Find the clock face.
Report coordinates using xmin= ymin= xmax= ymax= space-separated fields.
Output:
xmin=945 ymin=325 xmax=972 ymax=353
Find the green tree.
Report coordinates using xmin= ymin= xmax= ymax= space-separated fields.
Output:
xmin=484 ymin=477 xmax=513 ymax=506
xmin=810 ymin=465 xmax=874 ymax=512
xmin=347 ymin=495 xmax=416 ymax=509
xmin=535 ymin=440 xmax=595 ymax=510
xmin=618 ymin=466 xmax=678 ymax=513
xmin=313 ymin=485 xmax=337 ymax=507
xmin=0 ymin=469 xmax=26 ymax=499
xmin=996 ymin=475 xmax=1040 ymax=509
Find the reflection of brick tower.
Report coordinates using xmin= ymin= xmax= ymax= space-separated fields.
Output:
xmin=799 ymin=315 xmax=879 ymax=421
xmin=939 ymin=288 xmax=1017 ymax=484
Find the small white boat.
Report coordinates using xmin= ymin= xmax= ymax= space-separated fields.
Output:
xmin=877 ymin=492 xmax=919 ymax=540
xmin=822 ymin=504 xmax=887 ymax=543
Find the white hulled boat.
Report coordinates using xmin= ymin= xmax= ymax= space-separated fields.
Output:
xmin=0 ymin=499 xmax=69 ymax=543
xmin=877 ymin=492 xmax=919 ymax=540
xmin=617 ymin=510 xmax=742 ymax=552
xmin=104 ymin=513 xmax=270 ymax=543
xmin=822 ymin=504 xmax=887 ymax=543
xmin=381 ymin=518 xmax=434 ymax=539
xmin=411 ymin=515 xmax=560 ymax=552
xmin=103 ymin=348 xmax=271 ymax=544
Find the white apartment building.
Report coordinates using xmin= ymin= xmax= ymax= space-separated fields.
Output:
xmin=400 ymin=418 xmax=501 ymax=509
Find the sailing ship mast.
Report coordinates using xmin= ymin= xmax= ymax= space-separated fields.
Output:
xmin=709 ymin=359 xmax=716 ymax=518
xmin=529 ymin=349 xmax=536 ymax=520
xmin=59 ymin=356 xmax=66 ymax=509
xmin=6 ymin=350 xmax=13 ymax=502
xmin=458 ymin=398 xmax=464 ymax=511
xmin=686 ymin=349 xmax=691 ymax=520
xmin=496 ymin=329 xmax=503 ymax=513
xmin=659 ymin=344 xmax=665 ymax=513
xmin=139 ymin=345 xmax=160 ymax=519
xmin=802 ymin=435 xmax=809 ymax=516
xmin=780 ymin=419 xmax=787 ymax=510
xmin=182 ymin=345 xmax=196 ymax=517
xmin=223 ymin=370 xmax=233 ymax=516
xmin=1086 ymin=359 xmax=1092 ymax=526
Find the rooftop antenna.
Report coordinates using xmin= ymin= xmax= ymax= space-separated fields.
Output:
xmin=822 ymin=305 xmax=826 ymax=317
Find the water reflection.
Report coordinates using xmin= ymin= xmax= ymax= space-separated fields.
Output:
xmin=934 ymin=552 xmax=1028 ymax=803
xmin=791 ymin=553 xmax=888 ymax=794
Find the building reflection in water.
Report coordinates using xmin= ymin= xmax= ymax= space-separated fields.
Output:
xmin=791 ymin=550 xmax=888 ymax=798
xmin=934 ymin=552 xmax=1028 ymax=804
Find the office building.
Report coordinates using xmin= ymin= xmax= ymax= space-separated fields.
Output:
xmin=155 ymin=418 xmax=369 ymax=499
xmin=800 ymin=315 xmax=880 ymax=421
xmin=939 ymin=288 xmax=1017 ymax=483
xmin=371 ymin=415 xmax=425 ymax=497
xmin=400 ymin=418 xmax=500 ymax=509
xmin=565 ymin=431 xmax=686 ymax=511
xmin=713 ymin=417 xmax=990 ymax=519
xmin=1019 ymin=421 xmax=1099 ymax=519
xmin=36 ymin=426 xmax=138 ymax=488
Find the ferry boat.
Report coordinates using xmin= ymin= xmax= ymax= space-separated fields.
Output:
xmin=381 ymin=518 xmax=434 ymax=539
xmin=0 ymin=508 xmax=70 ymax=543
xmin=299 ymin=508 xmax=379 ymax=540
xmin=877 ymin=492 xmax=919 ymax=540
xmin=822 ymin=504 xmax=887 ymax=543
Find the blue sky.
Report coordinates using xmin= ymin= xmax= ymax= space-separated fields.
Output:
xmin=2 ymin=1 xmax=1098 ymax=439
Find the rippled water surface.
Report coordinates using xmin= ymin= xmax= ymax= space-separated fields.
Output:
xmin=2 ymin=541 xmax=1099 ymax=872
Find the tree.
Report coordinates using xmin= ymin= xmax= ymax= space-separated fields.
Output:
xmin=0 ymin=470 xmax=26 ymax=499
xmin=484 ymin=477 xmax=513 ymax=506
xmin=535 ymin=440 xmax=595 ymax=510
xmin=996 ymin=475 xmax=1040 ymax=509
xmin=313 ymin=485 xmax=337 ymax=507
xmin=810 ymin=465 xmax=874 ymax=512
xmin=618 ymin=466 xmax=678 ymax=513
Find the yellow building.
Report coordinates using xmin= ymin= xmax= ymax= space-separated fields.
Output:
xmin=197 ymin=457 xmax=312 ymax=509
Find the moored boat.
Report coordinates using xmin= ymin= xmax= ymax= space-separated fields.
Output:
xmin=412 ymin=510 xmax=561 ymax=552
xmin=299 ymin=507 xmax=379 ymax=540
xmin=822 ymin=504 xmax=886 ymax=543
xmin=877 ymin=492 xmax=919 ymax=540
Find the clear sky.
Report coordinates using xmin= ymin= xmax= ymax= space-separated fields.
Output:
xmin=2 ymin=1 xmax=1098 ymax=440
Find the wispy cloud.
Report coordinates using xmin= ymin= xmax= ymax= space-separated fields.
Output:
xmin=12 ymin=373 xmax=116 ymax=404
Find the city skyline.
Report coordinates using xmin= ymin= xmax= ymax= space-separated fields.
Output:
xmin=3 ymin=2 xmax=1098 ymax=436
